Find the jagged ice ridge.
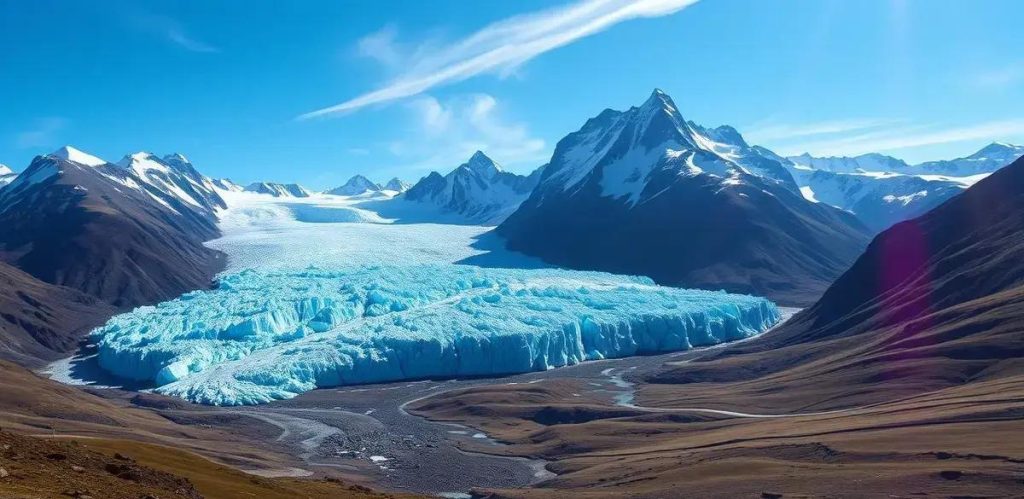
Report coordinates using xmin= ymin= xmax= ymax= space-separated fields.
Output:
xmin=92 ymin=265 xmax=780 ymax=405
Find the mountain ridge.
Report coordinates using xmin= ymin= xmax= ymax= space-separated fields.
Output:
xmin=499 ymin=89 xmax=871 ymax=305
xmin=0 ymin=147 xmax=224 ymax=308
xmin=402 ymin=150 xmax=543 ymax=224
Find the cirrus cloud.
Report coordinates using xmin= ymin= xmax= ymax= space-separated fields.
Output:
xmin=298 ymin=0 xmax=700 ymax=120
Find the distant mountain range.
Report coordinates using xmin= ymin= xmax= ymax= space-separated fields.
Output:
xmin=783 ymin=143 xmax=1022 ymax=232
xmin=325 ymin=175 xmax=409 ymax=196
xmin=243 ymin=182 xmax=311 ymax=198
xmin=402 ymin=151 xmax=544 ymax=224
xmin=499 ymin=90 xmax=871 ymax=305
xmin=789 ymin=142 xmax=1024 ymax=176
xmin=0 ymin=99 xmax=1019 ymax=361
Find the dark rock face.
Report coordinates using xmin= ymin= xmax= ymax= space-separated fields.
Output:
xmin=498 ymin=90 xmax=869 ymax=306
xmin=0 ymin=154 xmax=224 ymax=309
xmin=644 ymin=157 xmax=1024 ymax=410
xmin=785 ymin=155 xmax=1024 ymax=340
xmin=0 ymin=260 xmax=113 ymax=366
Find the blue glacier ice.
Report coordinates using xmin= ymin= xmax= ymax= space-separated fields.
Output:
xmin=91 ymin=265 xmax=780 ymax=406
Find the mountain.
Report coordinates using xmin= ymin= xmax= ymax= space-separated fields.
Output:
xmin=779 ymin=143 xmax=1023 ymax=233
xmin=498 ymin=89 xmax=870 ymax=305
xmin=325 ymin=174 xmax=382 ymax=196
xmin=384 ymin=177 xmax=410 ymax=192
xmin=790 ymin=142 xmax=1023 ymax=177
xmin=909 ymin=141 xmax=1024 ymax=176
xmin=653 ymin=154 xmax=1024 ymax=407
xmin=786 ymin=165 xmax=974 ymax=233
xmin=244 ymin=182 xmax=311 ymax=198
xmin=402 ymin=151 xmax=543 ymax=224
xmin=117 ymin=152 xmax=226 ymax=214
xmin=212 ymin=178 xmax=244 ymax=192
xmin=413 ymin=155 xmax=1024 ymax=498
xmin=50 ymin=144 xmax=107 ymax=167
xmin=788 ymin=152 xmax=910 ymax=173
xmin=0 ymin=147 xmax=224 ymax=308
xmin=0 ymin=260 xmax=114 ymax=366
xmin=0 ymin=164 xmax=16 ymax=187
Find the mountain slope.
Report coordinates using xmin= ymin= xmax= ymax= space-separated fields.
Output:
xmin=0 ymin=261 xmax=114 ymax=366
xmin=909 ymin=142 xmax=1024 ymax=176
xmin=647 ymin=154 xmax=1024 ymax=409
xmin=789 ymin=142 xmax=1022 ymax=178
xmin=0 ymin=148 xmax=224 ymax=308
xmin=788 ymin=152 xmax=910 ymax=173
xmin=117 ymin=152 xmax=226 ymax=214
xmin=384 ymin=177 xmax=410 ymax=193
xmin=408 ymin=157 xmax=1024 ymax=499
xmin=212 ymin=177 xmax=244 ymax=192
xmin=499 ymin=90 xmax=870 ymax=305
xmin=789 ymin=167 xmax=973 ymax=233
xmin=244 ymin=182 xmax=311 ymax=198
xmin=0 ymin=164 xmax=15 ymax=187
xmin=402 ymin=151 xmax=542 ymax=224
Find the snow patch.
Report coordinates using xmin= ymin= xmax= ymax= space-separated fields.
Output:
xmin=51 ymin=145 xmax=107 ymax=167
xmin=799 ymin=186 xmax=818 ymax=203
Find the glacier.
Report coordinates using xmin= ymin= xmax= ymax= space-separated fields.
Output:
xmin=91 ymin=265 xmax=780 ymax=406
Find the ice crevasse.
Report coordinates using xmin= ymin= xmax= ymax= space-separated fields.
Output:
xmin=92 ymin=265 xmax=781 ymax=405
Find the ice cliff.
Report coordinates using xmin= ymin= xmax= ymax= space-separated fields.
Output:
xmin=92 ymin=265 xmax=780 ymax=405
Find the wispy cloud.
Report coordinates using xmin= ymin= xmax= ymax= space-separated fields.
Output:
xmin=357 ymin=24 xmax=402 ymax=67
xmin=128 ymin=11 xmax=220 ymax=53
xmin=299 ymin=0 xmax=700 ymax=119
xmin=966 ymin=61 xmax=1024 ymax=91
xmin=766 ymin=119 xmax=1024 ymax=157
xmin=383 ymin=93 xmax=548 ymax=173
xmin=166 ymin=27 xmax=220 ymax=53
xmin=743 ymin=118 xmax=899 ymax=143
xmin=15 ymin=117 xmax=68 ymax=148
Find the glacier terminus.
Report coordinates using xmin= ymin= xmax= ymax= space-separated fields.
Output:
xmin=91 ymin=265 xmax=780 ymax=405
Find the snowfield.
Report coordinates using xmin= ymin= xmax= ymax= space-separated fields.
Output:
xmin=92 ymin=265 xmax=780 ymax=405
xmin=206 ymin=190 xmax=545 ymax=273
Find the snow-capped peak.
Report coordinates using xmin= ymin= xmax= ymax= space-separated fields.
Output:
xmin=384 ymin=177 xmax=410 ymax=192
xmin=0 ymin=164 xmax=13 ymax=176
xmin=543 ymin=88 xmax=803 ymax=206
xmin=969 ymin=141 xmax=1023 ymax=159
xmin=641 ymin=88 xmax=677 ymax=114
xmin=464 ymin=151 xmax=503 ymax=179
xmin=163 ymin=153 xmax=190 ymax=165
xmin=117 ymin=152 xmax=168 ymax=174
xmin=50 ymin=145 xmax=107 ymax=167
xmin=326 ymin=175 xmax=382 ymax=196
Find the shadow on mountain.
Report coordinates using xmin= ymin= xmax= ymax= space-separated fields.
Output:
xmin=356 ymin=198 xmax=490 ymax=225
xmin=456 ymin=231 xmax=554 ymax=270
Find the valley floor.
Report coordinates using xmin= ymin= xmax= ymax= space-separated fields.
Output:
xmin=75 ymin=323 xmax=797 ymax=497
xmin=407 ymin=343 xmax=1024 ymax=498
xmin=30 ymin=192 xmax=867 ymax=497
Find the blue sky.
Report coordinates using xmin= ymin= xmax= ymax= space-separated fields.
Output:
xmin=1 ymin=0 xmax=1022 ymax=189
